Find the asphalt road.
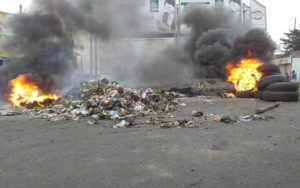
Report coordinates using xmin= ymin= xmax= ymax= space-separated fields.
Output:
xmin=1 ymin=97 xmax=300 ymax=188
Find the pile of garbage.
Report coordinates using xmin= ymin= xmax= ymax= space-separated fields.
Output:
xmin=26 ymin=79 xmax=180 ymax=123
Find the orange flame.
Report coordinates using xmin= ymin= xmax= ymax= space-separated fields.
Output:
xmin=9 ymin=75 xmax=58 ymax=107
xmin=226 ymin=58 xmax=263 ymax=92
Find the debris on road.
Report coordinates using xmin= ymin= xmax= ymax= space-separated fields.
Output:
xmin=160 ymin=122 xmax=174 ymax=129
xmin=169 ymin=87 xmax=204 ymax=97
xmin=192 ymin=110 xmax=204 ymax=117
xmin=113 ymin=120 xmax=128 ymax=128
xmin=164 ymin=113 xmax=175 ymax=119
xmin=3 ymin=79 xmax=180 ymax=126
xmin=255 ymin=102 xmax=281 ymax=114
xmin=186 ymin=120 xmax=196 ymax=128
xmin=87 ymin=115 xmax=100 ymax=125
xmin=213 ymin=115 xmax=237 ymax=124
xmin=0 ymin=108 xmax=23 ymax=116
xmin=160 ymin=119 xmax=199 ymax=128
xmin=240 ymin=114 xmax=274 ymax=122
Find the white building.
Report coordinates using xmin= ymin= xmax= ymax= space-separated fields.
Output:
xmin=273 ymin=51 xmax=300 ymax=82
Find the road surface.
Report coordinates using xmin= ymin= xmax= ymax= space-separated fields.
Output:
xmin=1 ymin=97 xmax=300 ymax=188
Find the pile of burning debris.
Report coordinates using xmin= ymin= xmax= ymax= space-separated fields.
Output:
xmin=5 ymin=78 xmax=184 ymax=124
xmin=223 ymin=57 xmax=299 ymax=102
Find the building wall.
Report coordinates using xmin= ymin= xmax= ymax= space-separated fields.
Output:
xmin=292 ymin=58 xmax=300 ymax=82
xmin=272 ymin=56 xmax=291 ymax=77
xmin=273 ymin=51 xmax=300 ymax=82
xmin=290 ymin=51 xmax=300 ymax=82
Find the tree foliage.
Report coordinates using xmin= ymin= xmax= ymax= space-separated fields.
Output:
xmin=280 ymin=29 xmax=300 ymax=55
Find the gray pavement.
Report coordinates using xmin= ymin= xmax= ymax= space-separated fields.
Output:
xmin=1 ymin=97 xmax=300 ymax=188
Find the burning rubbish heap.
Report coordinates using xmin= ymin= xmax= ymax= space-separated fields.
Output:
xmin=11 ymin=79 xmax=182 ymax=124
xmin=9 ymin=74 xmax=59 ymax=108
xmin=226 ymin=52 xmax=263 ymax=93
xmin=180 ymin=7 xmax=298 ymax=102
xmin=219 ymin=30 xmax=299 ymax=102
xmin=225 ymin=59 xmax=299 ymax=102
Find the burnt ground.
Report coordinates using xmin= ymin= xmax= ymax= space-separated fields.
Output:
xmin=0 ymin=97 xmax=300 ymax=188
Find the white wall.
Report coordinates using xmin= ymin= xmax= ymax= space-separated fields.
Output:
xmin=292 ymin=57 xmax=300 ymax=82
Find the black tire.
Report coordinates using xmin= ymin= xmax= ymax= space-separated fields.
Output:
xmin=257 ymin=75 xmax=286 ymax=90
xmin=254 ymin=91 xmax=264 ymax=99
xmin=257 ymin=63 xmax=280 ymax=74
xmin=235 ymin=91 xmax=254 ymax=98
xmin=268 ymin=82 xmax=299 ymax=92
xmin=263 ymin=91 xmax=299 ymax=102
xmin=261 ymin=71 xmax=281 ymax=78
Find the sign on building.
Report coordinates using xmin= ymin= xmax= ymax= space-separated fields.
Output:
xmin=0 ymin=12 xmax=14 ymax=56
xmin=138 ymin=0 xmax=264 ymax=35
xmin=145 ymin=0 xmax=242 ymax=33
xmin=250 ymin=0 xmax=267 ymax=30
xmin=0 ymin=12 xmax=13 ymax=39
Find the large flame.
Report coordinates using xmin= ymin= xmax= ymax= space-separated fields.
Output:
xmin=9 ymin=75 xmax=58 ymax=107
xmin=226 ymin=58 xmax=263 ymax=92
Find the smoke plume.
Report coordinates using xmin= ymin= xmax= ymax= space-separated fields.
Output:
xmin=0 ymin=2 xmax=277 ymax=99
xmin=0 ymin=0 xmax=142 ymax=97
xmin=231 ymin=29 xmax=276 ymax=63
xmin=181 ymin=5 xmax=276 ymax=78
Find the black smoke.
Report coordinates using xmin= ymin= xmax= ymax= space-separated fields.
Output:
xmin=0 ymin=0 xmax=142 ymax=98
xmin=0 ymin=0 xmax=144 ymax=100
xmin=181 ymin=5 xmax=276 ymax=78
xmin=1 ymin=14 xmax=74 ymax=93
xmin=231 ymin=29 xmax=276 ymax=63
xmin=0 ymin=2 xmax=277 ymax=98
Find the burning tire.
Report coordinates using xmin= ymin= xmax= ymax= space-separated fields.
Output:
xmin=261 ymin=71 xmax=281 ymax=78
xmin=263 ymin=91 xmax=299 ymax=102
xmin=254 ymin=90 xmax=264 ymax=99
xmin=257 ymin=75 xmax=286 ymax=90
xmin=268 ymin=82 xmax=299 ymax=92
xmin=235 ymin=91 xmax=254 ymax=98
xmin=257 ymin=63 xmax=280 ymax=74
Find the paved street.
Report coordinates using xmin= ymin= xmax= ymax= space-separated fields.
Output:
xmin=1 ymin=97 xmax=300 ymax=188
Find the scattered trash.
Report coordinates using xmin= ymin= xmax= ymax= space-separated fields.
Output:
xmin=108 ymin=110 xmax=119 ymax=116
xmin=255 ymin=102 xmax=281 ymax=114
xmin=160 ymin=123 xmax=173 ymax=129
xmin=214 ymin=115 xmax=236 ymax=124
xmin=222 ymin=116 xmax=236 ymax=123
xmin=213 ymin=116 xmax=221 ymax=122
xmin=221 ymin=93 xmax=236 ymax=98
xmin=239 ymin=115 xmax=253 ymax=122
xmin=186 ymin=121 xmax=196 ymax=128
xmin=160 ymin=119 xmax=199 ymax=128
xmin=141 ymin=91 xmax=147 ymax=99
xmin=179 ymin=103 xmax=186 ymax=107
xmin=204 ymin=99 xmax=214 ymax=105
xmin=113 ymin=120 xmax=128 ymax=128
xmin=0 ymin=108 xmax=23 ymax=116
xmin=87 ymin=115 xmax=100 ymax=125
xmin=240 ymin=114 xmax=274 ymax=122
xmin=164 ymin=113 xmax=175 ymax=119
xmin=217 ymin=90 xmax=236 ymax=98
xmin=192 ymin=110 xmax=204 ymax=117
xmin=134 ymin=102 xmax=144 ymax=112
xmin=146 ymin=88 xmax=154 ymax=94
xmin=14 ymin=79 xmax=179 ymax=123
xmin=252 ymin=115 xmax=274 ymax=120
xmin=174 ymin=119 xmax=189 ymax=127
